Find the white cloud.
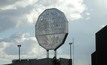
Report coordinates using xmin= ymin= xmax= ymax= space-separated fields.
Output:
xmin=0 ymin=0 xmax=86 ymax=32
xmin=26 ymin=9 xmax=38 ymax=24
xmin=0 ymin=0 xmax=37 ymax=10
xmin=0 ymin=32 xmax=45 ymax=61
xmin=25 ymin=0 xmax=87 ymax=26
xmin=35 ymin=0 xmax=86 ymax=21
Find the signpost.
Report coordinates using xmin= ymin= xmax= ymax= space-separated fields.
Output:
xmin=35 ymin=8 xmax=68 ymax=59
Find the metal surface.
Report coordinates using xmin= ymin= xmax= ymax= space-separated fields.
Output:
xmin=35 ymin=8 xmax=68 ymax=50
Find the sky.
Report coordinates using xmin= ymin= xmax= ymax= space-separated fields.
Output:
xmin=0 ymin=0 xmax=107 ymax=65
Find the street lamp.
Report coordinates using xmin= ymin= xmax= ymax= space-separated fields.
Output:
xmin=69 ymin=43 xmax=72 ymax=65
xmin=17 ymin=45 xmax=21 ymax=62
xmin=69 ymin=43 xmax=72 ymax=59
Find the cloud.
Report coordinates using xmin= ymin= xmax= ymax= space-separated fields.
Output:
xmin=35 ymin=0 xmax=86 ymax=21
xmin=0 ymin=0 xmax=86 ymax=32
xmin=0 ymin=0 xmax=37 ymax=32
xmin=0 ymin=6 xmax=34 ymax=32
xmin=26 ymin=0 xmax=87 ymax=25
xmin=0 ymin=0 xmax=19 ymax=8
xmin=83 ymin=0 xmax=107 ymax=28
xmin=0 ymin=0 xmax=37 ymax=10
xmin=0 ymin=32 xmax=45 ymax=60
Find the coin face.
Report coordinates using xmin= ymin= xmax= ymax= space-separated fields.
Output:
xmin=35 ymin=8 xmax=68 ymax=50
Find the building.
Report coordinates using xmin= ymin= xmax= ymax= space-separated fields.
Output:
xmin=91 ymin=25 xmax=107 ymax=65
xmin=5 ymin=58 xmax=71 ymax=65
xmin=91 ymin=52 xmax=96 ymax=65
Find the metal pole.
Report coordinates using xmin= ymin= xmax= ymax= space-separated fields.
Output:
xmin=19 ymin=46 xmax=20 ymax=61
xmin=69 ymin=43 xmax=72 ymax=59
xmin=54 ymin=50 xmax=57 ymax=59
xmin=69 ymin=43 xmax=72 ymax=65
xmin=47 ymin=50 xmax=49 ymax=58
xmin=17 ymin=45 xmax=21 ymax=62
xmin=47 ymin=50 xmax=49 ymax=65
xmin=70 ymin=44 xmax=71 ymax=59
xmin=72 ymin=38 xmax=74 ymax=65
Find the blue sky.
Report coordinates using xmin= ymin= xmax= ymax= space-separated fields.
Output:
xmin=0 ymin=0 xmax=107 ymax=65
